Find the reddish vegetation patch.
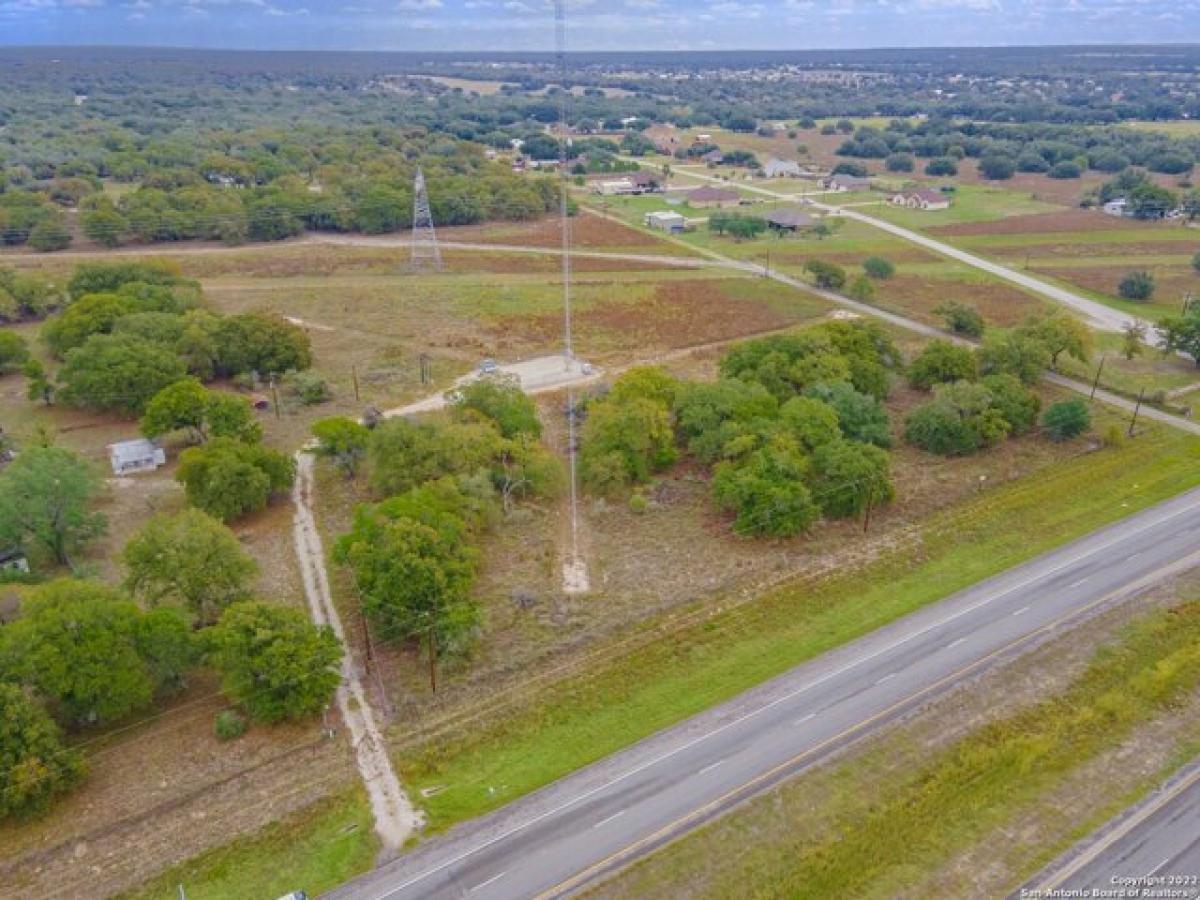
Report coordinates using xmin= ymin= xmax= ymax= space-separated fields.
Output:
xmin=505 ymin=278 xmax=800 ymax=353
xmin=439 ymin=214 xmax=677 ymax=251
xmin=1031 ymin=265 xmax=1199 ymax=301
xmin=878 ymin=274 xmax=1048 ymax=328
xmin=992 ymin=240 xmax=1200 ymax=260
xmin=930 ymin=209 xmax=1171 ymax=237
xmin=440 ymin=251 xmax=680 ymax=274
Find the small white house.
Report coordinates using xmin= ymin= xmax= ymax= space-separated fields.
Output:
xmin=1102 ymin=198 xmax=1128 ymax=217
xmin=595 ymin=178 xmax=638 ymax=196
xmin=644 ymin=211 xmax=687 ymax=233
xmin=763 ymin=158 xmax=803 ymax=178
xmin=0 ymin=548 xmax=29 ymax=575
xmin=109 ymin=439 xmax=166 ymax=476
xmin=890 ymin=189 xmax=951 ymax=211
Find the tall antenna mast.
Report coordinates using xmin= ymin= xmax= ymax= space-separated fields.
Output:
xmin=556 ymin=0 xmax=587 ymax=594
xmin=556 ymin=0 xmax=573 ymax=364
xmin=410 ymin=166 xmax=442 ymax=272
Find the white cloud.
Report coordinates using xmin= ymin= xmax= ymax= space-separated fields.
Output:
xmin=397 ymin=0 xmax=440 ymax=7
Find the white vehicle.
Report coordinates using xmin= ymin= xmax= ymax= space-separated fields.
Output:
xmin=479 ymin=358 xmax=499 ymax=375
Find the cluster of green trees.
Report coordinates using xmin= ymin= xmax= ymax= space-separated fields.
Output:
xmin=0 ymin=506 xmax=341 ymax=819
xmin=30 ymin=261 xmax=311 ymax=416
xmin=836 ymin=119 xmax=1198 ymax=183
xmin=1093 ymin=169 xmax=1197 ymax=220
xmin=902 ymin=313 xmax=1094 ymax=456
xmin=580 ymin=323 xmax=900 ymax=537
xmin=328 ymin=377 xmax=561 ymax=688
xmin=0 ymin=267 xmax=66 ymax=324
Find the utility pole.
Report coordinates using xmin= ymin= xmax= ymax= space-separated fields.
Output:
xmin=1090 ymin=356 xmax=1105 ymax=400
xmin=1128 ymin=387 xmax=1145 ymax=437
xmin=862 ymin=483 xmax=874 ymax=534
xmin=270 ymin=376 xmax=280 ymax=419
xmin=352 ymin=364 xmax=360 ymax=402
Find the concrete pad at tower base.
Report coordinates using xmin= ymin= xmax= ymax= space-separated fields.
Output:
xmin=493 ymin=354 xmax=596 ymax=392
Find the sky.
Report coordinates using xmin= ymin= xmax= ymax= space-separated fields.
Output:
xmin=1 ymin=0 xmax=1198 ymax=52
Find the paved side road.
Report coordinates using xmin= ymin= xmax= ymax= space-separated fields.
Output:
xmin=326 ymin=487 xmax=1200 ymax=900
xmin=1018 ymin=759 xmax=1200 ymax=899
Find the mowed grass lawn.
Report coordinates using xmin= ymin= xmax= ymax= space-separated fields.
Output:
xmin=837 ymin=183 xmax=1063 ymax=228
xmin=399 ymin=411 xmax=1200 ymax=829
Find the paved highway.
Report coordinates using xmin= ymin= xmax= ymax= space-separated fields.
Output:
xmin=327 ymin=487 xmax=1200 ymax=900
xmin=1020 ymin=760 xmax=1200 ymax=898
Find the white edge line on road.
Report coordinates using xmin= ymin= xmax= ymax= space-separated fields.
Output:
xmin=592 ymin=811 xmax=625 ymax=829
xmin=370 ymin=494 xmax=1199 ymax=900
xmin=468 ymin=872 xmax=506 ymax=893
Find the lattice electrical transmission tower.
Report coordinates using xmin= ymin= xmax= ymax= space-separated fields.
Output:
xmin=409 ymin=166 xmax=442 ymax=272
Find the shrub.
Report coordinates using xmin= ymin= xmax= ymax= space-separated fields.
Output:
xmin=1042 ymin=399 xmax=1091 ymax=441
xmin=628 ymin=493 xmax=650 ymax=515
xmin=925 ymin=157 xmax=958 ymax=177
xmin=934 ymin=301 xmax=985 ymax=338
xmin=214 ymin=709 xmax=248 ymax=742
xmin=862 ymin=256 xmax=895 ymax=280
xmin=904 ymin=381 xmax=1009 ymax=456
xmin=1049 ymin=160 xmax=1082 ymax=179
xmin=282 ymin=370 xmax=331 ymax=406
xmin=208 ymin=601 xmax=341 ymax=723
xmin=712 ymin=442 xmax=819 ymax=537
xmin=804 ymin=259 xmax=847 ymax=290
xmin=449 ymin=375 xmax=541 ymax=438
xmin=808 ymin=439 xmax=893 ymax=519
xmin=978 ymin=155 xmax=1017 ymax=180
xmin=981 ymin=373 xmax=1041 ymax=436
xmin=1192 ymin=249 xmax=1200 ymax=274
xmin=906 ymin=340 xmax=977 ymax=391
xmin=175 ymin=437 xmax=294 ymax=522
xmin=1118 ymin=270 xmax=1156 ymax=302
xmin=0 ymin=684 xmax=86 ymax=819
xmin=0 ymin=331 xmax=29 ymax=372
xmin=885 ymin=153 xmax=914 ymax=173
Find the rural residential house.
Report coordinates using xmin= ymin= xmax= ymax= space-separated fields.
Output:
xmin=108 ymin=438 xmax=167 ymax=476
xmin=763 ymin=208 xmax=816 ymax=233
xmin=700 ymin=149 xmax=725 ymax=166
xmin=687 ymin=186 xmax=741 ymax=208
xmin=595 ymin=178 xmax=639 ymax=196
xmin=1102 ymin=198 xmax=1129 ymax=217
xmin=890 ymin=189 xmax=951 ymax=211
xmin=628 ymin=170 xmax=664 ymax=192
xmin=823 ymin=174 xmax=872 ymax=192
xmin=644 ymin=210 xmax=688 ymax=233
xmin=763 ymin=157 xmax=803 ymax=178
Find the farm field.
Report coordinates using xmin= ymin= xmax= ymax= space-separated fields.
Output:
xmin=922 ymin=210 xmax=1200 ymax=320
xmin=588 ymin=195 xmax=1056 ymax=328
